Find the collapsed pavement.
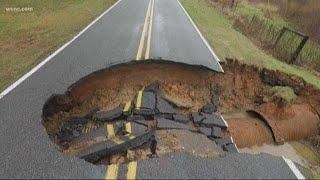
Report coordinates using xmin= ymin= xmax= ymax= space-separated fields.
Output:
xmin=53 ymin=82 xmax=238 ymax=165
xmin=42 ymin=60 xmax=320 ymax=165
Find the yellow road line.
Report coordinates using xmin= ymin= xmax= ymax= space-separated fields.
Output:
xmin=124 ymin=122 xmax=136 ymax=140
xmin=124 ymin=122 xmax=132 ymax=134
xmin=112 ymin=137 xmax=124 ymax=144
xmin=105 ymin=124 xmax=123 ymax=180
xmin=135 ymin=90 xmax=143 ymax=110
xmin=106 ymin=123 xmax=124 ymax=144
xmin=105 ymin=164 xmax=119 ymax=180
xmin=127 ymin=161 xmax=138 ymax=179
xmin=123 ymin=101 xmax=132 ymax=113
xmin=145 ymin=0 xmax=155 ymax=59
xmin=136 ymin=0 xmax=152 ymax=60
xmin=106 ymin=124 xmax=115 ymax=138
xmin=105 ymin=113 xmax=139 ymax=179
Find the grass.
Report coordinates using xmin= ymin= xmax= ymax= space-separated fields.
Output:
xmin=233 ymin=6 xmax=320 ymax=72
xmin=236 ymin=1 xmax=288 ymax=27
xmin=249 ymin=0 xmax=320 ymax=44
xmin=290 ymin=141 xmax=320 ymax=165
xmin=267 ymin=86 xmax=297 ymax=105
xmin=181 ymin=0 xmax=320 ymax=89
xmin=290 ymin=141 xmax=320 ymax=179
xmin=0 ymin=0 xmax=117 ymax=92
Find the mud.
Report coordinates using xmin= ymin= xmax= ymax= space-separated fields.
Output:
xmin=42 ymin=59 xmax=320 ymax=152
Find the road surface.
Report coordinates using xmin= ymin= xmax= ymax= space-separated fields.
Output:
xmin=0 ymin=0 xmax=303 ymax=178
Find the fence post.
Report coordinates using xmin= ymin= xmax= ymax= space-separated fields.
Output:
xmin=273 ymin=27 xmax=286 ymax=49
xmin=290 ymin=36 xmax=309 ymax=64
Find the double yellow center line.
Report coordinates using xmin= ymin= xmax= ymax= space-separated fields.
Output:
xmin=136 ymin=0 xmax=155 ymax=60
xmin=106 ymin=0 xmax=156 ymax=177
xmin=105 ymin=101 xmax=138 ymax=179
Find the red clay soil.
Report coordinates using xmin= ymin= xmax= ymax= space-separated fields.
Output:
xmin=226 ymin=117 xmax=274 ymax=148
xmin=256 ymin=103 xmax=319 ymax=143
xmin=42 ymin=59 xmax=320 ymax=148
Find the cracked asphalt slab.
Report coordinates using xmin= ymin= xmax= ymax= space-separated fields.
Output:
xmin=0 ymin=0 xmax=302 ymax=178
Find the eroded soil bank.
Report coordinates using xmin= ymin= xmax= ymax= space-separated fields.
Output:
xmin=42 ymin=59 xmax=320 ymax=151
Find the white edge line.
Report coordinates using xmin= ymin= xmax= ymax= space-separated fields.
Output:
xmin=221 ymin=115 xmax=239 ymax=153
xmin=0 ymin=0 xmax=122 ymax=100
xmin=176 ymin=0 xmax=224 ymax=73
xmin=220 ymin=115 xmax=229 ymax=128
xmin=230 ymin=137 xmax=239 ymax=153
xmin=282 ymin=156 xmax=305 ymax=179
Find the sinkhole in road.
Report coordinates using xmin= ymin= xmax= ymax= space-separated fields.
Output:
xmin=42 ymin=59 xmax=320 ymax=165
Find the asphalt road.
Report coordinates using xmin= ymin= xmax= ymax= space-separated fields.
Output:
xmin=0 ymin=0 xmax=302 ymax=178
xmin=120 ymin=153 xmax=298 ymax=179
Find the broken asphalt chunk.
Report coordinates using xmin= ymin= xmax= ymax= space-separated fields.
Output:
xmin=76 ymin=140 xmax=117 ymax=160
xmin=200 ymin=126 xmax=222 ymax=138
xmin=200 ymin=113 xmax=228 ymax=129
xmin=213 ymin=137 xmax=233 ymax=146
xmin=156 ymin=117 xmax=195 ymax=131
xmin=93 ymin=105 xmax=124 ymax=122
xmin=80 ymin=131 xmax=156 ymax=163
xmin=56 ymin=117 xmax=90 ymax=147
xmin=128 ymin=115 xmax=145 ymax=122
xmin=190 ymin=112 xmax=205 ymax=123
xmin=124 ymin=121 xmax=148 ymax=137
xmin=199 ymin=127 xmax=212 ymax=136
xmin=173 ymin=114 xmax=189 ymax=123
xmin=134 ymin=91 xmax=156 ymax=116
xmin=211 ymin=127 xmax=222 ymax=138
xmin=156 ymin=97 xmax=175 ymax=115
xmin=69 ymin=125 xmax=107 ymax=147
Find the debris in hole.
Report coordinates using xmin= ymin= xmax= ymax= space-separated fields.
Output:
xmin=42 ymin=60 xmax=320 ymax=156
xmin=51 ymin=81 xmax=237 ymax=165
xmin=190 ymin=112 xmax=205 ymax=123
xmin=172 ymin=114 xmax=189 ymax=124
xmin=191 ymin=112 xmax=228 ymax=129
xmin=212 ymin=127 xmax=223 ymax=138
xmin=133 ymin=90 xmax=156 ymax=116
xmin=55 ymin=117 xmax=92 ymax=148
xmin=162 ymin=94 xmax=194 ymax=109
xmin=156 ymin=97 xmax=175 ymax=116
xmin=79 ymin=131 xmax=156 ymax=163
xmin=93 ymin=104 xmax=125 ymax=122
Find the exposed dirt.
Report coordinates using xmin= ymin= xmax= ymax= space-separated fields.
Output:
xmin=222 ymin=111 xmax=274 ymax=148
xmin=256 ymin=103 xmax=318 ymax=143
xmin=156 ymin=130 xmax=222 ymax=158
xmin=42 ymin=59 xmax=320 ymax=150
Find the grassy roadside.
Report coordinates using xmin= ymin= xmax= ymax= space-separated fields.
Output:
xmin=181 ymin=0 xmax=320 ymax=89
xmin=0 ymin=0 xmax=117 ymax=92
xmin=232 ymin=1 xmax=320 ymax=72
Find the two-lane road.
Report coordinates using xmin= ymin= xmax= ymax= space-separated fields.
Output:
xmin=0 ymin=0 xmax=303 ymax=178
